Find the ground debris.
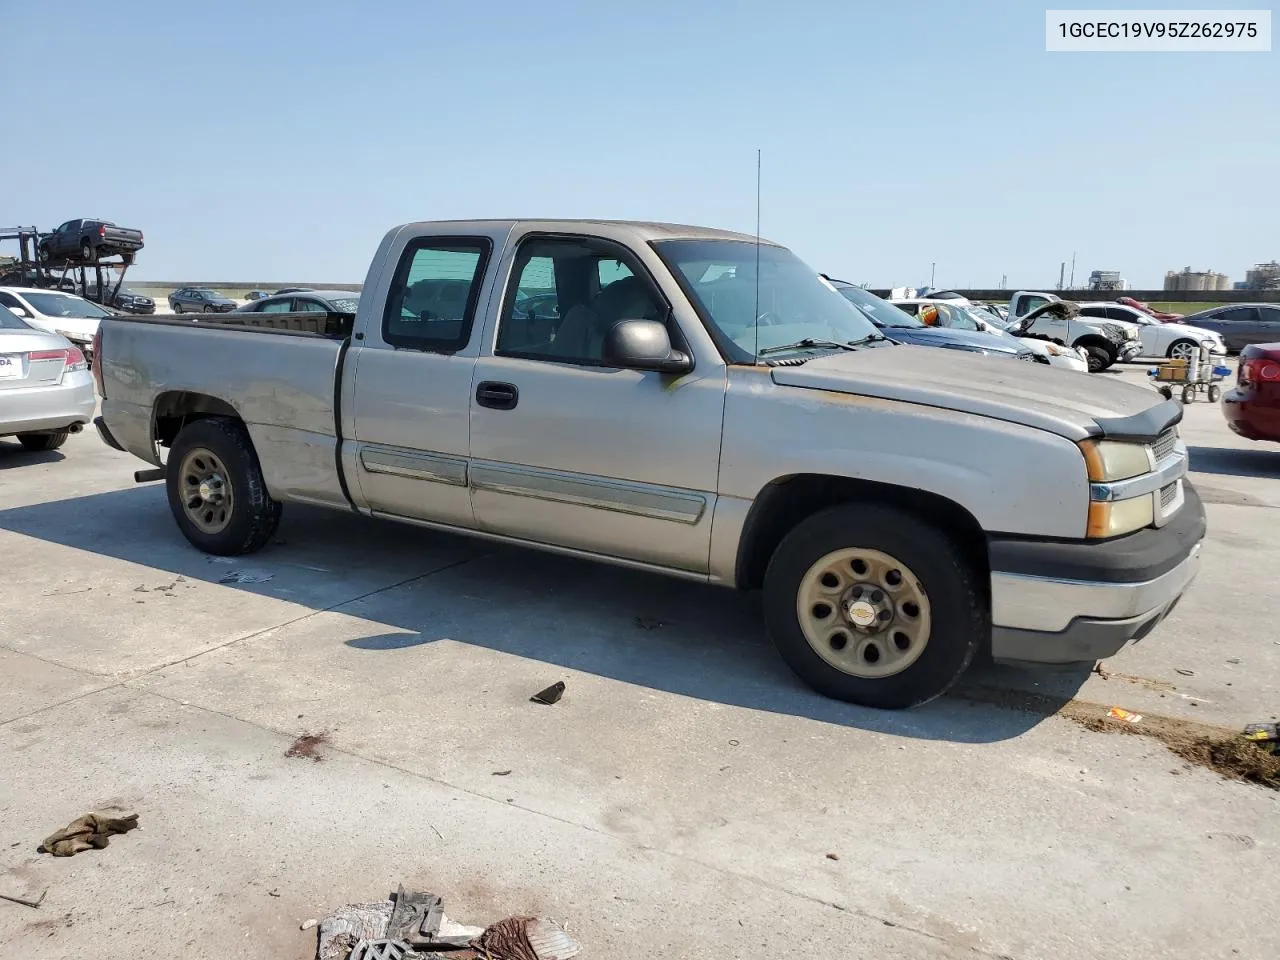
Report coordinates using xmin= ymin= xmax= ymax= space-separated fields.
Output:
xmin=38 ymin=811 xmax=139 ymax=857
xmin=314 ymin=887 xmax=573 ymax=960
xmin=1069 ymin=706 xmax=1280 ymax=790
xmin=530 ymin=682 xmax=565 ymax=706
xmin=285 ymin=732 xmax=330 ymax=762
xmin=0 ymin=889 xmax=46 ymax=909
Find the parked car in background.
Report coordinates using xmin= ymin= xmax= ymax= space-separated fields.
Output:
xmin=1222 ymin=343 xmax=1280 ymax=442
xmin=245 ymin=290 xmax=272 ymax=302
xmin=234 ymin=289 xmax=361 ymax=314
xmin=273 ymin=287 xmax=313 ymax=295
xmin=1008 ymin=293 xmax=1141 ymax=371
xmin=1077 ymin=303 xmax=1225 ymax=360
xmin=84 ymin=283 xmax=156 ymax=315
xmin=1116 ymin=296 xmax=1183 ymax=321
xmin=38 ymin=219 xmax=144 ymax=263
xmin=1178 ymin=304 xmax=1280 ymax=353
xmin=0 ymin=303 xmax=95 ymax=451
xmin=893 ymin=297 xmax=1087 ymax=371
xmin=0 ymin=287 xmax=111 ymax=362
xmin=94 ymin=218 xmax=1203 ymax=709
xmin=168 ymin=288 xmax=238 ymax=314
xmin=829 ymin=281 xmax=1038 ymax=361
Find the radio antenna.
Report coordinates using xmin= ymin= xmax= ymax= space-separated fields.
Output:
xmin=753 ymin=148 xmax=761 ymax=362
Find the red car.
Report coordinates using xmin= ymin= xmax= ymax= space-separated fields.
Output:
xmin=1116 ymin=296 xmax=1184 ymax=322
xmin=1222 ymin=343 xmax=1280 ymax=441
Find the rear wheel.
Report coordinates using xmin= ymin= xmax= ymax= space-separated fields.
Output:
xmin=80 ymin=241 xmax=95 ymax=262
xmin=17 ymin=430 xmax=69 ymax=452
xmin=1208 ymin=384 xmax=1222 ymax=403
xmin=1181 ymin=384 xmax=1197 ymax=404
xmin=763 ymin=503 xmax=985 ymax=709
xmin=166 ymin=418 xmax=281 ymax=555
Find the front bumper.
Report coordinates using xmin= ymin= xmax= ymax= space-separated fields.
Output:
xmin=988 ymin=484 xmax=1206 ymax=664
xmin=1120 ymin=341 xmax=1142 ymax=361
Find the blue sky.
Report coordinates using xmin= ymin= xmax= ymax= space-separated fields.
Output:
xmin=4 ymin=0 xmax=1276 ymax=287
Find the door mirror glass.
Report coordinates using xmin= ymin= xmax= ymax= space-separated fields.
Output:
xmin=603 ymin=318 xmax=692 ymax=373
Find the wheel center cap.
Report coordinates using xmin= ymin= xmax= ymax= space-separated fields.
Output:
xmin=845 ymin=599 xmax=879 ymax=627
xmin=198 ymin=477 xmax=222 ymax=503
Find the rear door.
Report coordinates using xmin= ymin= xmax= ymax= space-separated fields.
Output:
xmin=466 ymin=232 xmax=725 ymax=573
xmin=343 ymin=225 xmax=508 ymax=527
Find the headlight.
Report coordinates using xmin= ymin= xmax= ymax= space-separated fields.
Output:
xmin=1044 ymin=344 xmax=1063 ymax=356
xmin=1078 ymin=439 xmax=1152 ymax=482
xmin=1087 ymin=495 xmax=1155 ymax=538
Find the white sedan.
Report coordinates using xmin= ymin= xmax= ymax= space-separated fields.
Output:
xmin=0 ymin=303 xmax=95 ymax=451
xmin=0 ymin=287 xmax=113 ymax=363
xmin=1077 ymin=302 xmax=1225 ymax=360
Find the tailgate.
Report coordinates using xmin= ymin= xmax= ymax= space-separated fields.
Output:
xmin=105 ymin=225 xmax=143 ymax=244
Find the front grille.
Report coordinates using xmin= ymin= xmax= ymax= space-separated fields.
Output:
xmin=1160 ymin=482 xmax=1177 ymax=508
xmin=1153 ymin=428 xmax=1177 ymax=462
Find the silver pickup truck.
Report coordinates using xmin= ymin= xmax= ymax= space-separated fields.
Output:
xmin=93 ymin=220 xmax=1205 ymax=709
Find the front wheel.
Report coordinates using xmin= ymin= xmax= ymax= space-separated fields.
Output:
xmin=1208 ymin=384 xmax=1221 ymax=403
xmin=763 ymin=503 xmax=985 ymax=709
xmin=17 ymin=430 xmax=69 ymax=452
xmin=1082 ymin=345 xmax=1113 ymax=373
xmin=203 ymin=305 xmax=214 ymax=313
xmin=1181 ymin=384 xmax=1197 ymax=404
xmin=1168 ymin=339 xmax=1199 ymax=361
xmin=166 ymin=418 xmax=282 ymax=555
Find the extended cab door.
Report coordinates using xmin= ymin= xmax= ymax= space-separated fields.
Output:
xmin=342 ymin=225 xmax=509 ymax=527
xmin=466 ymin=231 xmax=727 ymax=574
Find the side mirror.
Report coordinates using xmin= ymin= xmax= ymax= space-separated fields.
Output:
xmin=11 ymin=306 xmax=30 ymax=318
xmin=603 ymin=319 xmax=692 ymax=374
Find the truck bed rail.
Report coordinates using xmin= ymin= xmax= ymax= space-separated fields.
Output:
xmin=107 ymin=310 xmax=355 ymax=339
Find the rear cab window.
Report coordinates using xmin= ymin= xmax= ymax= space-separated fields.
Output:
xmin=382 ymin=238 xmax=492 ymax=353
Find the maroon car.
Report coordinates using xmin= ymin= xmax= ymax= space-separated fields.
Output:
xmin=1223 ymin=343 xmax=1280 ymax=441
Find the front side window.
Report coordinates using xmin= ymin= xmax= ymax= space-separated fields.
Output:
xmin=383 ymin=238 xmax=490 ymax=352
xmin=497 ymin=237 xmax=666 ymax=364
xmin=656 ymin=239 xmax=878 ymax=361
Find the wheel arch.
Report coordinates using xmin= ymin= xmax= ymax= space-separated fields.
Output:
xmin=153 ymin=390 xmax=243 ymax=448
xmin=734 ymin=473 xmax=990 ymax=592
xmin=1071 ymin=334 xmax=1117 ymax=359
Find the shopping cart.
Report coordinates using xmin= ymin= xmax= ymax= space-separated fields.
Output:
xmin=1148 ymin=345 xmax=1231 ymax=404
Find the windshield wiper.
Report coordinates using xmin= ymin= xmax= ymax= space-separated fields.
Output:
xmin=848 ymin=333 xmax=891 ymax=345
xmin=757 ymin=338 xmax=856 ymax=357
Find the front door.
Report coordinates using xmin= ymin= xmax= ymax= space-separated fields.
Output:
xmin=346 ymin=229 xmax=503 ymax=527
xmin=468 ymin=234 xmax=725 ymax=574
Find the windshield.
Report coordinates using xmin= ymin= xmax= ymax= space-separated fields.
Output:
xmin=196 ymin=289 xmax=226 ymax=298
xmin=0 ymin=304 xmax=30 ymax=329
xmin=835 ymin=285 xmax=923 ymax=328
xmin=654 ymin=240 xmax=879 ymax=361
xmin=22 ymin=292 xmax=112 ymax=318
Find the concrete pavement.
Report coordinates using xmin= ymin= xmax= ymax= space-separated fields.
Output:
xmin=1 ymin=363 xmax=1277 ymax=959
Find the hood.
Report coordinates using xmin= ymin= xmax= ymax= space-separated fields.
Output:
xmin=769 ymin=344 xmax=1179 ymax=442
xmin=878 ymin=324 xmax=1021 ymax=354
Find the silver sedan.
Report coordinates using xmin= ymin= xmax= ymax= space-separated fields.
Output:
xmin=0 ymin=304 xmax=96 ymax=451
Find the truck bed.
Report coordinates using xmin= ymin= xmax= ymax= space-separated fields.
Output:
xmin=110 ymin=310 xmax=355 ymax=339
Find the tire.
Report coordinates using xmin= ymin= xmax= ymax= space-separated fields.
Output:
xmin=172 ymin=303 xmax=182 ymax=314
xmin=17 ymin=430 xmax=69 ymax=452
xmin=1081 ymin=345 xmax=1113 ymax=373
xmin=1167 ymin=339 xmax=1199 ymax=361
xmin=166 ymin=418 xmax=282 ymax=555
xmin=1208 ymin=384 xmax=1221 ymax=403
xmin=1181 ymin=384 xmax=1196 ymax=405
xmin=1158 ymin=385 xmax=1173 ymax=400
xmin=762 ymin=503 xmax=985 ymax=709
xmin=38 ymin=246 xmax=50 ymax=263
xmin=81 ymin=241 xmax=95 ymax=262
xmin=203 ymin=305 xmax=214 ymax=313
